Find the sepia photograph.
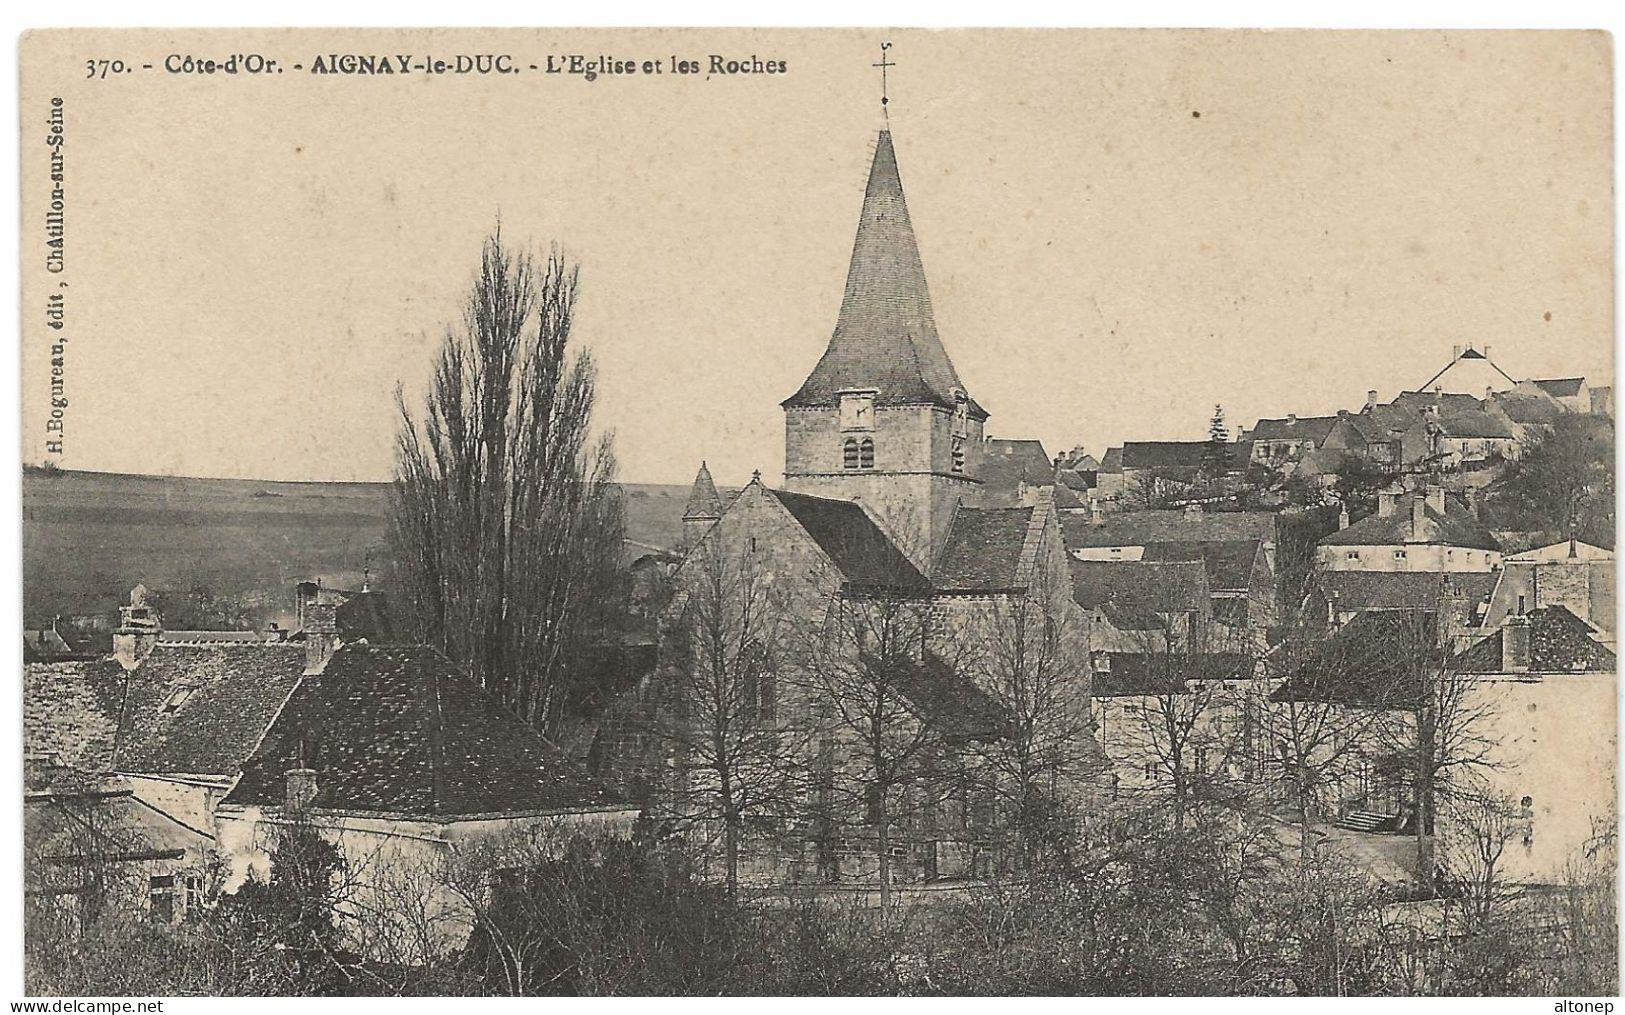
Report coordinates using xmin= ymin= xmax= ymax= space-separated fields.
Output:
xmin=12 ymin=24 xmax=1619 ymax=998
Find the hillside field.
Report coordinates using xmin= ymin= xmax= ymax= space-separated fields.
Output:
xmin=22 ymin=469 xmax=693 ymax=627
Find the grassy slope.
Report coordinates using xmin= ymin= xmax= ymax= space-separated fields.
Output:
xmin=22 ymin=469 xmax=693 ymax=626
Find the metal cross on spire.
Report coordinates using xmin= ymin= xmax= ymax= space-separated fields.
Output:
xmin=873 ymin=41 xmax=895 ymax=117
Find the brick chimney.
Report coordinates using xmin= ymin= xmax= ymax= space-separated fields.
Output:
xmin=303 ymin=602 xmax=339 ymax=676
xmin=285 ymin=768 xmax=318 ymax=812
xmin=112 ymin=584 xmax=161 ymax=671
xmin=1501 ymin=613 xmax=1531 ymax=673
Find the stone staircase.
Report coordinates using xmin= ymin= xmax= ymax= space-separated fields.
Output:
xmin=1335 ymin=810 xmax=1396 ymax=833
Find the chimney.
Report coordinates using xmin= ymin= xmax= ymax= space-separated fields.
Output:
xmin=1485 ymin=386 xmax=1494 ymax=401
xmin=1425 ymin=485 xmax=1446 ymax=515
xmin=304 ymin=602 xmax=339 ymax=676
xmin=1501 ymin=613 xmax=1531 ymax=673
xmin=1287 ymin=413 xmax=1297 ymax=425
xmin=1433 ymin=384 xmax=1443 ymax=397
xmin=112 ymin=585 xmax=161 ymax=671
xmin=1378 ymin=489 xmax=1401 ymax=518
xmin=1483 ymin=345 xmax=1491 ymax=359
xmin=1338 ymin=504 xmax=1350 ymax=530
xmin=1453 ymin=344 xmax=1461 ymax=361
xmin=1365 ymin=389 xmax=1379 ymax=409
xmin=1410 ymin=494 xmax=1428 ymax=535
xmin=285 ymin=768 xmax=318 ymax=813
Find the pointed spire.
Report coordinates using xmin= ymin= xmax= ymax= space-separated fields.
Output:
xmin=783 ymin=130 xmax=985 ymax=419
xmin=684 ymin=461 xmax=723 ymax=520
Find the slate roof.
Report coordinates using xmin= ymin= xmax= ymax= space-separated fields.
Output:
xmin=113 ymin=643 xmax=307 ymax=777
xmin=226 ymin=644 xmax=622 ymax=816
xmin=1092 ymin=651 xmax=1253 ymax=697
xmin=1119 ymin=441 xmax=1210 ymax=470
xmin=1062 ymin=510 xmax=1278 ymax=549
xmin=1139 ymin=540 xmax=1262 ymax=593
xmin=1452 ymin=607 xmax=1616 ymax=674
xmin=935 ymin=506 xmax=1034 ymax=592
xmin=783 ymin=131 xmax=986 ymax=419
xmin=1070 ymin=560 xmax=1210 ymax=617
xmin=1314 ymin=570 xmax=1499 ymax=613
xmin=883 ymin=651 xmax=1009 ymax=740
xmin=1319 ymin=494 xmax=1501 ymax=551
xmin=768 ymin=488 xmax=928 ymax=590
xmin=1533 ymin=377 xmax=1586 ymax=399
xmin=1271 ymin=610 xmax=1440 ymax=707
xmin=22 ymin=658 xmax=129 ymax=774
xmin=1247 ymin=416 xmax=1339 ymax=443
xmin=978 ymin=439 xmax=1054 ymax=498
xmin=684 ymin=461 xmax=723 ymax=518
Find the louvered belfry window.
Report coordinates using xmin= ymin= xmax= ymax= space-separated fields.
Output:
xmin=859 ymin=437 xmax=875 ymax=469
xmin=843 ymin=437 xmax=860 ymax=469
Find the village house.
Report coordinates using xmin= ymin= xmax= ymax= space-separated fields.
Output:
xmin=660 ymin=127 xmax=1105 ymax=889
xmin=1241 ymin=414 xmax=1340 ymax=467
xmin=1481 ymin=538 xmax=1615 ymax=641
xmin=1094 ymin=439 xmax=1254 ymax=508
xmin=21 ymin=588 xmax=638 ymax=952
xmin=1316 ymin=486 xmax=1502 ymax=573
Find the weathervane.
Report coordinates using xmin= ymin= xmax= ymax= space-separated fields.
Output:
xmin=873 ymin=41 xmax=895 ymax=117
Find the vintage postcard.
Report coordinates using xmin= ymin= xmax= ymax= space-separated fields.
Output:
xmin=16 ymin=27 xmax=1617 ymax=997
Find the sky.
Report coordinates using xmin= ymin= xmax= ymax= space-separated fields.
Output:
xmin=20 ymin=28 xmax=1614 ymax=487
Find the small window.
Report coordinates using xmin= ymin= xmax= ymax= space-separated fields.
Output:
xmin=1346 ymin=551 xmax=1360 ymax=561
xmin=859 ymin=437 xmax=875 ymax=470
xmin=149 ymin=875 xmax=176 ymax=924
xmin=1393 ymin=549 xmax=1407 ymax=560
xmin=843 ymin=438 xmax=860 ymax=470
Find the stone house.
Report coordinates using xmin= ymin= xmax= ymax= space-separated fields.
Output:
xmin=1316 ymin=487 xmax=1502 ymax=573
xmin=1524 ymin=376 xmax=1593 ymax=414
xmin=1481 ymin=539 xmax=1615 ymax=639
xmin=1241 ymin=414 xmax=1339 ymax=467
xmin=22 ymin=591 xmax=637 ymax=959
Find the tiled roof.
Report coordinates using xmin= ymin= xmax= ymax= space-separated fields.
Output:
xmin=935 ymin=506 xmax=1035 ymax=591
xmin=1070 ymin=559 xmax=1209 ymax=615
xmin=1435 ymin=410 xmax=1513 ymax=440
xmin=1063 ymin=510 xmax=1278 ymax=549
xmin=1533 ymin=377 xmax=1586 ymax=398
xmin=1491 ymin=392 xmax=1567 ymax=425
xmin=782 ymin=131 xmax=986 ymax=419
xmin=1319 ymin=495 xmax=1501 ymax=551
xmin=1452 ymin=607 xmax=1616 ymax=674
xmin=226 ymin=644 xmax=622 ymax=816
xmin=1247 ymin=416 xmax=1339 ymax=443
xmin=1139 ymin=540 xmax=1262 ymax=593
xmin=768 ymin=488 xmax=927 ymax=590
xmin=1391 ymin=391 xmax=1486 ymax=416
xmin=114 ymin=644 xmax=307 ymax=776
xmin=23 ymin=658 xmax=128 ymax=774
xmin=1120 ymin=441 xmax=1210 ymax=470
xmin=1099 ymin=447 xmax=1123 ymax=473
xmin=1314 ymin=570 xmax=1498 ymax=612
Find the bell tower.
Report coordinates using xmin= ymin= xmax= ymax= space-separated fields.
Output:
xmin=781 ymin=129 xmax=985 ymax=573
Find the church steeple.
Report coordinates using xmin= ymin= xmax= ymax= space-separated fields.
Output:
xmin=782 ymin=130 xmax=985 ymax=419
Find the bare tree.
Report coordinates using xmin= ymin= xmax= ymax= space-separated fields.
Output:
xmin=960 ymin=566 xmax=1098 ymax=869
xmin=798 ymin=593 xmax=962 ymax=913
xmin=649 ymin=524 xmax=810 ymax=896
xmin=390 ymin=229 xmax=625 ymax=734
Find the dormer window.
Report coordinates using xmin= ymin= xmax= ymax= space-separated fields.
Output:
xmin=161 ymin=686 xmax=197 ymax=714
xmin=839 ymin=390 xmax=877 ymax=432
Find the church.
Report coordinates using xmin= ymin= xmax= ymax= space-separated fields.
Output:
xmin=658 ymin=127 xmax=1106 ymax=888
